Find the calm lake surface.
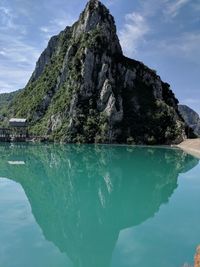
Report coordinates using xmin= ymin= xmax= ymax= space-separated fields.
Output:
xmin=0 ymin=144 xmax=200 ymax=267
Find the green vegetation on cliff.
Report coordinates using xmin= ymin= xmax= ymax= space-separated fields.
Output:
xmin=0 ymin=0 xmax=188 ymax=144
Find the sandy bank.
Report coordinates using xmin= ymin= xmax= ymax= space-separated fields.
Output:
xmin=177 ymin=139 xmax=200 ymax=159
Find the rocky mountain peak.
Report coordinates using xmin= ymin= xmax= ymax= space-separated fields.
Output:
xmin=4 ymin=0 xmax=188 ymax=145
xmin=80 ymin=0 xmax=112 ymax=27
xmin=86 ymin=0 xmax=102 ymax=11
xmin=73 ymin=0 xmax=122 ymax=54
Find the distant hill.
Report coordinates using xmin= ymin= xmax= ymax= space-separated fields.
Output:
xmin=179 ymin=105 xmax=200 ymax=136
xmin=0 ymin=90 xmax=22 ymax=125
xmin=0 ymin=90 xmax=21 ymax=107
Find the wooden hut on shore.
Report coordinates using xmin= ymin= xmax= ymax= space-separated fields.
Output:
xmin=9 ymin=118 xmax=28 ymax=141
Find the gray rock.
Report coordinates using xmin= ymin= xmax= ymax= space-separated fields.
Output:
xmin=6 ymin=0 xmax=187 ymax=145
xmin=179 ymin=105 xmax=200 ymax=136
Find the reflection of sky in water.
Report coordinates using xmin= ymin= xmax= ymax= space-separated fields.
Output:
xmin=0 ymin=145 xmax=199 ymax=267
xmin=114 ymin=163 xmax=200 ymax=267
xmin=0 ymin=179 xmax=72 ymax=267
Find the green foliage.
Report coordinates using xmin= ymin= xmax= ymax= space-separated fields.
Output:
xmin=127 ymin=137 xmax=135 ymax=145
xmin=0 ymin=11 xmax=185 ymax=145
xmin=0 ymin=89 xmax=22 ymax=127
xmin=0 ymin=90 xmax=21 ymax=108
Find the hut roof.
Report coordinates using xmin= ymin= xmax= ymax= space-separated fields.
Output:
xmin=9 ymin=118 xmax=27 ymax=127
xmin=9 ymin=118 xmax=27 ymax=123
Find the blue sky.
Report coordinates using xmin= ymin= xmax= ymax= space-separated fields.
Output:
xmin=0 ymin=0 xmax=199 ymax=114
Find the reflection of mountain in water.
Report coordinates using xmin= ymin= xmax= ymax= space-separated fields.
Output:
xmin=0 ymin=144 xmax=198 ymax=267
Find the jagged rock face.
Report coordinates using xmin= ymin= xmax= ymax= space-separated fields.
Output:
xmin=179 ymin=105 xmax=200 ymax=136
xmin=30 ymin=35 xmax=60 ymax=83
xmin=9 ymin=0 xmax=186 ymax=144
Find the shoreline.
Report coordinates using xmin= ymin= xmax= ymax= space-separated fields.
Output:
xmin=176 ymin=139 xmax=200 ymax=159
xmin=0 ymin=138 xmax=200 ymax=160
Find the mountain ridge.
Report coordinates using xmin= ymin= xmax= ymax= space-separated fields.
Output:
xmin=179 ymin=105 xmax=200 ymax=136
xmin=0 ymin=0 xmax=188 ymax=144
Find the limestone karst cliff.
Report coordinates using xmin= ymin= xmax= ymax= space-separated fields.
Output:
xmin=3 ymin=0 xmax=187 ymax=144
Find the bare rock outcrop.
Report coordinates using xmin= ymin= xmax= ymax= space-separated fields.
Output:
xmin=6 ymin=0 xmax=187 ymax=144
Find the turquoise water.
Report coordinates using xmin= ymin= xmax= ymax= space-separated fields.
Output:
xmin=0 ymin=144 xmax=200 ymax=267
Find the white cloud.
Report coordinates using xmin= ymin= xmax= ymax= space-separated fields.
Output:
xmin=119 ymin=0 xmax=198 ymax=61
xmin=40 ymin=15 xmax=76 ymax=42
xmin=0 ymin=41 xmax=39 ymax=63
xmin=118 ymin=0 xmax=170 ymax=57
xmin=158 ymin=32 xmax=200 ymax=64
xmin=165 ymin=0 xmax=190 ymax=18
xmin=53 ymin=17 xmax=75 ymax=28
xmin=39 ymin=14 xmax=76 ymax=46
xmin=136 ymin=0 xmax=191 ymax=20
xmin=0 ymin=51 xmax=6 ymax=56
xmin=0 ymin=4 xmax=27 ymax=35
xmin=119 ymin=12 xmax=149 ymax=57
xmin=0 ymin=6 xmax=10 ymax=16
xmin=137 ymin=0 xmax=168 ymax=16
xmin=0 ymin=60 xmax=37 ymax=92
xmin=105 ymin=0 xmax=119 ymax=7
xmin=0 ymin=32 xmax=40 ymax=92
xmin=0 ymin=1 xmax=77 ymax=93
xmin=40 ymin=26 xmax=50 ymax=33
xmin=137 ymin=0 xmax=191 ymax=20
xmin=0 ymin=5 xmax=14 ymax=29
xmin=0 ymin=68 xmax=30 ymax=93
xmin=0 ymin=4 xmax=42 ymax=92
